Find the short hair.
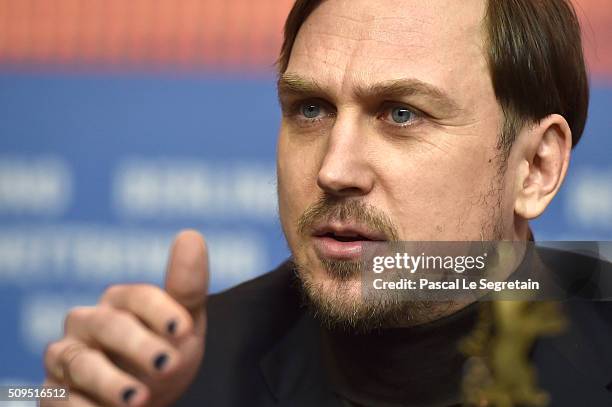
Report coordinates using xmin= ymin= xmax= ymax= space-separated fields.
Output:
xmin=276 ymin=0 xmax=589 ymax=152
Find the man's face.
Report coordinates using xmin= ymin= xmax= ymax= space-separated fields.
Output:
xmin=276 ymin=0 xmax=516 ymax=327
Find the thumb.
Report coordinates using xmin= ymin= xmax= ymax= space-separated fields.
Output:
xmin=165 ymin=229 xmax=209 ymax=316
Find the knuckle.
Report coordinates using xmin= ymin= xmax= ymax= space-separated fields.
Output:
xmin=44 ymin=341 xmax=62 ymax=365
xmin=64 ymin=306 xmax=93 ymax=333
xmin=60 ymin=341 xmax=88 ymax=367
xmin=139 ymin=285 xmax=167 ymax=309
xmin=100 ymin=284 xmax=126 ymax=303
xmin=44 ymin=341 xmax=66 ymax=378
xmin=97 ymin=307 xmax=137 ymax=337
xmin=101 ymin=283 xmax=161 ymax=310
xmin=58 ymin=342 xmax=91 ymax=386
xmin=128 ymin=284 xmax=158 ymax=305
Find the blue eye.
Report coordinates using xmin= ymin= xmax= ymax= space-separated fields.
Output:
xmin=301 ymin=104 xmax=321 ymax=119
xmin=391 ymin=107 xmax=413 ymax=123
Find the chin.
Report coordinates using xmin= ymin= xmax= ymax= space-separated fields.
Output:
xmin=293 ymin=255 xmax=397 ymax=331
xmin=294 ymin=261 xmax=370 ymax=330
xmin=293 ymin=254 xmax=463 ymax=332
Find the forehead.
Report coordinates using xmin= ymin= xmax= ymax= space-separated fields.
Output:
xmin=286 ymin=0 xmax=489 ymax=101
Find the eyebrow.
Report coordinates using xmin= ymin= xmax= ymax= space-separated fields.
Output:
xmin=277 ymin=72 xmax=461 ymax=117
xmin=277 ymin=73 xmax=329 ymax=100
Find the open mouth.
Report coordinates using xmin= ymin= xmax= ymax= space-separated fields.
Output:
xmin=311 ymin=224 xmax=386 ymax=260
xmin=318 ymin=232 xmax=374 ymax=242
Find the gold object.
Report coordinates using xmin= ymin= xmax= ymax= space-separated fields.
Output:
xmin=461 ymin=301 xmax=567 ymax=407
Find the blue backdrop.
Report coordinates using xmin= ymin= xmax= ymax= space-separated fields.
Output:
xmin=0 ymin=72 xmax=611 ymax=387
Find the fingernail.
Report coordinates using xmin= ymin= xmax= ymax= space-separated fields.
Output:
xmin=166 ymin=319 xmax=177 ymax=335
xmin=122 ymin=388 xmax=136 ymax=404
xmin=154 ymin=353 xmax=169 ymax=370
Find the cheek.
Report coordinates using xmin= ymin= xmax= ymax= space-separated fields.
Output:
xmin=276 ymin=134 xmax=294 ymax=237
xmin=276 ymin=129 xmax=321 ymax=239
xmin=379 ymin=143 xmax=501 ymax=239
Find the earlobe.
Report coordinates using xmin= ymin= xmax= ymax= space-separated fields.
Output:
xmin=514 ymin=114 xmax=572 ymax=220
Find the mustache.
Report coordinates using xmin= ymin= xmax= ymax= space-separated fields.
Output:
xmin=296 ymin=195 xmax=400 ymax=241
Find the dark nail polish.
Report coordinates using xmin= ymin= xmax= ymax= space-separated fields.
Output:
xmin=154 ymin=353 xmax=169 ymax=370
xmin=166 ymin=319 xmax=177 ymax=335
xmin=122 ymin=388 xmax=136 ymax=404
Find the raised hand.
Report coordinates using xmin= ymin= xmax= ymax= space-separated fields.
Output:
xmin=42 ymin=230 xmax=209 ymax=407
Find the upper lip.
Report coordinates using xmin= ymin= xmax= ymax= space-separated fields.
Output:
xmin=311 ymin=221 xmax=388 ymax=241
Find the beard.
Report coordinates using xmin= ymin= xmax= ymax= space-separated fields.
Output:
xmin=285 ymin=171 xmax=507 ymax=333
xmin=295 ymin=259 xmax=450 ymax=333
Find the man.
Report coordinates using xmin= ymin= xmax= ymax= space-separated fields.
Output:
xmin=42 ymin=0 xmax=612 ymax=406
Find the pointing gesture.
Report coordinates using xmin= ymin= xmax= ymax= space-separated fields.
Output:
xmin=42 ymin=230 xmax=209 ymax=407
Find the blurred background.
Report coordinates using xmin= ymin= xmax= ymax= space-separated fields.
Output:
xmin=0 ymin=0 xmax=610 ymax=389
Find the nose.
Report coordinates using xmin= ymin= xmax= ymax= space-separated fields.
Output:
xmin=316 ymin=113 xmax=375 ymax=198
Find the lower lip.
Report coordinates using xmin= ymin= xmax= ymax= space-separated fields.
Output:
xmin=312 ymin=236 xmax=366 ymax=261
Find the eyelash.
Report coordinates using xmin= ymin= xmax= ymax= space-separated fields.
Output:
xmin=286 ymin=100 xmax=335 ymax=127
xmin=286 ymin=100 xmax=423 ymax=129
xmin=377 ymin=103 xmax=422 ymax=128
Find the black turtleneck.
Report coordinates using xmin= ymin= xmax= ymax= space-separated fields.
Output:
xmin=317 ymin=239 xmax=607 ymax=407
xmin=320 ymin=302 xmax=480 ymax=407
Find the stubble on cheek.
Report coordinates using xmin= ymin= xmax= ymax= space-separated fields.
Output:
xmin=276 ymin=145 xmax=509 ymax=331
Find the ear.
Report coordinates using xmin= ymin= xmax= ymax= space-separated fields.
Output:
xmin=513 ymin=114 xmax=572 ymax=220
